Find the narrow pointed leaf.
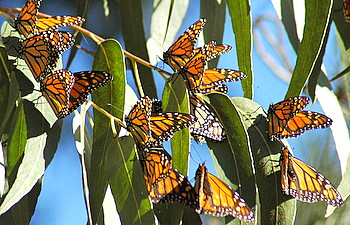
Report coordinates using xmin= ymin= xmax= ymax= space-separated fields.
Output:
xmin=227 ymin=0 xmax=253 ymax=99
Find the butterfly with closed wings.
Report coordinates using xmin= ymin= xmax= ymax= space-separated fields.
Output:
xmin=139 ymin=147 xmax=198 ymax=208
xmin=194 ymin=163 xmax=255 ymax=222
xmin=189 ymin=93 xmax=225 ymax=143
xmin=280 ymin=146 xmax=343 ymax=207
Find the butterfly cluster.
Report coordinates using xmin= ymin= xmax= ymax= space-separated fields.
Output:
xmin=15 ymin=0 xmax=112 ymax=118
xmin=4 ymin=1 xmax=344 ymax=221
xmin=125 ymin=96 xmax=254 ymax=222
xmin=266 ymin=96 xmax=343 ymax=206
xmin=163 ymin=18 xmax=247 ymax=143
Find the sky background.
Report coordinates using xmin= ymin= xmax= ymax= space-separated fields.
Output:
xmin=0 ymin=0 xmax=342 ymax=224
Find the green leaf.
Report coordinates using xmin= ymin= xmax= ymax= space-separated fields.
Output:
xmin=93 ymin=39 xmax=126 ymax=120
xmin=10 ymin=181 xmax=41 ymax=225
xmin=205 ymin=93 xmax=255 ymax=208
xmin=109 ymin=136 xmax=155 ymax=225
xmin=162 ymin=74 xmax=190 ymax=174
xmin=284 ymin=0 xmax=332 ymax=99
xmin=231 ymin=97 xmax=296 ymax=224
xmin=6 ymin=102 xmax=27 ymax=177
xmin=227 ymin=0 xmax=253 ymax=99
xmin=0 ymin=39 xmax=10 ymax=127
xmin=117 ymin=0 xmax=157 ymax=98
xmin=200 ymin=0 xmax=226 ymax=68
xmin=88 ymin=39 xmax=126 ymax=223
xmin=147 ymin=0 xmax=189 ymax=65
xmin=160 ymin=73 xmax=190 ymax=224
xmin=0 ymin=134 xmax=46 ymax=215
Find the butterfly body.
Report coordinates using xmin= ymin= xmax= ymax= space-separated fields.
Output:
xmin=280 ymin=147 xmax=343 ymax=207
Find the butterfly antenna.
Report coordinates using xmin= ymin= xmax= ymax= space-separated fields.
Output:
xmin=189 ymin=143 xmax=202 ymax=165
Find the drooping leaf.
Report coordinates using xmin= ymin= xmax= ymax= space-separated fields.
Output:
xmin=230 ymin=97 xmax=296 ymax=224
xmin=88 ymin=39 xmax=126 ymax=223
xmin=117 ymin=0 xmax=157 ymax=98
xmin=109 ymin=136 xmax=155 ymax=225
xmin=284 ymin=0 xmax=332 ymax=99
xmin=200 ymin=0 xmax=226 ymax=68
xmin=227 ymin=0 xmax=253 ymax=99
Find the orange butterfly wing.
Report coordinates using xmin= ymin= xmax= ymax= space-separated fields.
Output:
xmin=140 ymin=147 xmax=198 ymax=208
xmin=149 ymin=112 xmax=196 ymax=145
xmin=163 ymin=18 xmax=206 ymax=71
xmin=15 ymin=0 xmax=41 ymax=37
xmin=267 ymin=96 xmax=309 ymax=140
xmin=34 ymin=16 xmax=85 ymax=32
xmin=268 ymin=96 xmax=332 ymax=140
xmin=192 ymin=43 xmax=232 ymax=62
xmin=280 ymin=111 xmax=332 ymax=138
xmin=194 ymin=164 xmax=255 ymax=222
xmin=150 ymin=168 xmax=198 ymax=208
xmin=344 ymin=0 xmax=350 ymax=22
xmin=125 ymin=96 xmax=152 ymax=147
xmin=40 ymin=70 xmax=74 ymax=118
xmin=67 ymin=71 xmax=112 ymax=112
xmin=178 ymin=41 xmax=215 ymax=91
xmin=197 ymin=69 xmax=247 ymax=94
xmin=139 ymin=147 xmax=172 ymax=192
xmin=19 ymin=31 xmax=74 ymax=81
xmin=280 ymin=147 xmax=343 ymax=207
xmin=189 ymin=94 xmax=225 ymax=143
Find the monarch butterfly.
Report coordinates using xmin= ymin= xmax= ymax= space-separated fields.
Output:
xmin=125 ymin=96 xmax=152 ymax=147
xmin=34 ymin=16 xmax=85 ymax=33
xmin=139 ymin=147 xmax=172 ymax=193
xmin=189 ymin=94 xmax=225 ymax=143
xmin=163 ymin=18 xmax=206 ymax=71
xmin=15 ymin=0 xmax=84 ymax=37
xmin=194 ymin=163 xmax=255 ymax=221
xmin=14 ymin=0 xmax=41 ymax=37
xmin=177 ymin=41 xmax=216 ymax=92
xmin=139 ymin=147 xmax=198 ymax=207
xmin=344 ymin=0 xmax=350 ymax=22
xmin=67 ymin=70 xmax=113 ymax=114
xmin=267 ymin=96 xmax=333 ymax=140
xmin=125 ymin=97 xmax=196 ymax=148
xmin=40 ymin=69 xmax=74 ymax=118
xmin=150 ymin=167 xmax=198 ymax=208
xmin=40 ymin=70 xmax=112 ymax=118
xmin=196 ymin=68 xmax=247 ymax=94
xmin=19 ymin=31 xmax=75 ymax=82
xmin=280 ymin=147 xmax=343 ymax=207
xmin=150 ymin=112 xmax=196 ymax=146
